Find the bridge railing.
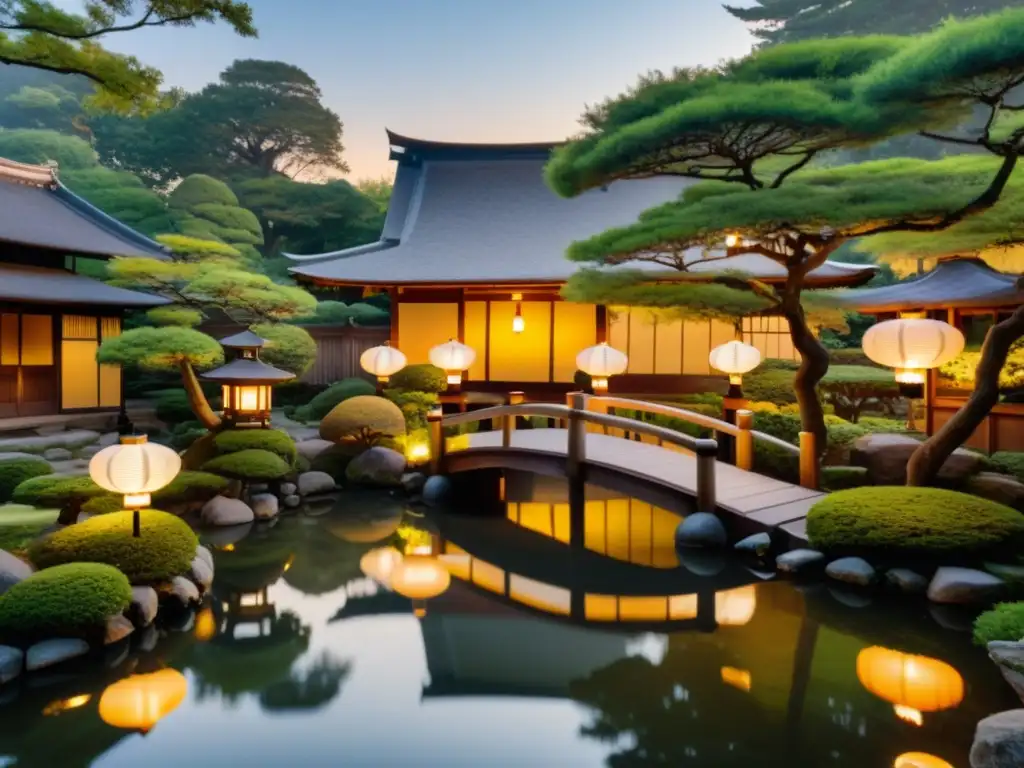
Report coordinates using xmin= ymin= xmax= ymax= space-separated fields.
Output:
xmin=429 ymin=393 xmax=720 ymax=512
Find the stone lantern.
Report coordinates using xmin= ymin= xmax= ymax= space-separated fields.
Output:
xmin=202 ymin=330 xmax=294 ymax=428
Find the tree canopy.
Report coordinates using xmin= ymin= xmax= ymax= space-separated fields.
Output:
xmin=168 ymin=174 xmax=264 ymax=261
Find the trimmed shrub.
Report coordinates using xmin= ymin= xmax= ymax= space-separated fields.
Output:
xmin=320 ymin=395 xmax=406 ymax=446
xmin=829 ymin=348 xmax=880 ymax=367
xmin=182 ymin=432 xmax=218 ymax=472
xmin=272 ymin=381 xmax=328 ymax=408
xmin=214 ymin=429 xmax=298 ymax=465
xmin=0 ymin=562 xmax=132 ymax=641
xmin=991 ymin=452 xmax=1024 ymax=484
xmin=384 ymin=388 xmax=439 ymax=431
xmin=12 ymin=475 xmax=105 ymax=509
xmin=156 ymin=390 xmax=196 ymax=424
xmin=819 ymin=365 xmax=900 ymax=423
xmin=153 ymin=471 xmax=229 ymax=505
xmin=821 ymin=466 xmax=869 ymax=491
xmin=0 ymin=458 xmax=52 ymax=503
xmin=807 ymin=487 xmax=1024 ymax=557
xmin=28 ymin=509 xmax=198 ymax=583
xmin=744 ymin=369 xmax=799 ymax=405
xmin=389 ymin=364 xmax=447 ymax=394
xmin=309 ymin=443 xmax=364 ymax=483
xmin=203 ymin=449 xmax=292 ymax=482
xmin=252 ymin=323 xmax=317 ymax=378
xmin=81 ymin=495 xmax=124 ymax=516
xmin=295 ymin=378 xmax=376 ymax=423
xmin=170 ymin=426 xmax=208 ymax=452
xmin=974 ymin=602 xmax=1024 ymax=645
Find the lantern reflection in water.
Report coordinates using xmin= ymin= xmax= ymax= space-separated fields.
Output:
xmin=389 ymin=555 xmax=451 ymax=617
xmin=714 ymin=585 xmax=756 ymax=626
xmin=194 ymin=603 xmax=218 ymax=642
xmin=894 ymin=753 xmax=953 ymax=768
xmin=99 ymin=669 xmax=188 ymax=734
xmin=856 ymin=646 xmax=964 ymax=727
xmin=42 ymin=694 xmax=91 ymax=716
xmin=359 ymin=546 xmax=404 ymax=589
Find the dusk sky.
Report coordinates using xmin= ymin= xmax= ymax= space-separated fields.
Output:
xmin=80 ymin=0 xmax=759 ymax=180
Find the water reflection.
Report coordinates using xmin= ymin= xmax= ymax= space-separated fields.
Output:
xmin=98 ymin=670 xmax=187 ymax=733
xmin=856 ymin=646 xmax=965 ymax=727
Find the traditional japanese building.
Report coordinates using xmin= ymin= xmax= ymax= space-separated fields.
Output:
xmin=288 ymin=131 xmax=876 ymax=397
xmin=0 ymin=157 xmax=169 ymax=423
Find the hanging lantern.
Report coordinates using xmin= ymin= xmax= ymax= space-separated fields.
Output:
xmin=714 ymin=585 xmax=756 ymax=626
xmin=709 ymin=340 xmax=762 ymax=395
xmin=201 ymin=330 xmax=295 ymax=427
xmin=98 ymin=669 xmax=188 ymax=734
xmin=360 ymin=546 xmax=405 ymax=588
xmin=863 ymin=318 xmax=964 ymax=398
xmin=360 ymin=342 xmax=407 ymax=389
xmin=429 ymin=339 xmax=476 ymax=392
xmin=389 ymin=555 xmax=452 ymax=617
xmin=89 ymin=434 xmax=181 ymax=537
xmin=576 ymin=342 xmax=628 ymax=395
xmin=894 ymin=754 xmax=953 ymax=768
xmin=511 ymin=293 xmax=525 ymax=334
xmin=856 ymin=646 xmax=964 ymax=727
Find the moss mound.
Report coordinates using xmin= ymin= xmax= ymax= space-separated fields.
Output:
xmin=807 ymin=486 xmax=1024 ymax=557
xmin=154 ymin=470 xmax=230 ymax=505
xmin=821 ymin=466 xmax=869 ymax=492
xmin=28 ymin=509 xmax=198 ymax=583
xmin=12 ymin=475 xmax=105 ymax=508
xmin=319 ymin=395 xmax=406 ymax=445
xmin=81 ymin=495 xmax=124 ymax=516
xmin=388 ymin=363 xmax=447 ymax=394
xmin=0 ymin=458 xmax=52 ymax=503
xmin=203 ymin=449 xmax=292 ymax=482
xmin=295 ymin=378 xmax=375 ymax=423
xmin=974 ymin=602 xmax=1024 ymax=645
xmin=214 ymin=429 xmax=297 ymax=464
xmin=0 ymin=562 xmax=132 ymax=641
xmin=990 ymin=451 xmax=1024 ymax=483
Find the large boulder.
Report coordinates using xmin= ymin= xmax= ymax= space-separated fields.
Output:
xmin=201 ymin=495 xmax=255 ymax=527
xmin=296 ymin=439 xmax=334 ymax=462
xmin=970 ymin=473 xmax=1024 ymax=512
xmin=250 ymin=492 xmax=280 ymax=520
xmin=26 ymin=638 xmax=89 ymax=671
xmin=851 ymin=433 xmax=984 ymax=486
xmin=675 ymin=512 xmax=727 ymax=549
xmin=128 ymin=586 xmax=158 ymax=627
xmin=776 ymin=549 xmax=826 ymax=575
xmin=345 ymin=447 xmax=406 ymax=487
xmin=970 ymin=709 xmax=1024 ymax=768
xmin=319 ymin=395 xmax=406 ymax=444
xmin=0 ymin=550 xmax=33 ymax=596
xmin=168 ymin=575 xmax=200 ymax=607
xmin=297 ymin=471 xmax=337 ymax=496
xmin=927 ymin=567 xmax=1006 ymax=605
xmin=825 ymin=557 xmax=876 ymax=587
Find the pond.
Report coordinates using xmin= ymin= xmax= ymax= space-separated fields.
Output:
xmin=0 ymin=473 xmax=1015 ymax=767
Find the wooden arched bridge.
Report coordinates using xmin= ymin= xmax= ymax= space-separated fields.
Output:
xmin=428 ymin=394 xmax=824 ymax=545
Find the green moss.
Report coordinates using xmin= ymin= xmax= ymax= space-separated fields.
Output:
xmin=0 ymin=458 xmax=52 ymax=503
xmin=745 ymin=368 xmax=800 ymax=405
xmin=12 ymin=475 xmax=105 ymax=508
xmin=974 ymin=602 xmax=1024 ymax=645
xmin=81 ymin=495 xmax=124 ymax=516
xmin=821 ymin=466 xmax=869 ymax=491
xmin=807 ymin=487 xmax=1024 ymax=557
xmin=296 ymin=378 xmax=376 ymax=423
xmin=991 ymin=452 xmax=1024 ymax=484
xmin=203 ymin=449 xmax=292 ymax=482
xmin=214 ymin=429 xmax=297 ymax=464
xmin=319 ymin=395 xmax=406 ymax=446
xmin=0 ymin=562 xmax=132 ymax=641
xmin=153 ymin=471 xmax=229 ymax=505
xmin=388 ymin=364 xmax=447 ymax=394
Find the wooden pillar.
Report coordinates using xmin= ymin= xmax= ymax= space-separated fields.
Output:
xmin=735 ymin=410 xmax=754 ymax=471
xmin=427 ymin=406 xmax=444 ymax=475
xmin=695 ymin=438 xmax=717 ymax=513
xmin=799 ymin=432 xmax=820 ymax=490
xmin=566 ymin=391 xmax=588 ymax=481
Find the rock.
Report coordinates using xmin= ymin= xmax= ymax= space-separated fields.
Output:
xmin=989 ymin=642 xmax=1024 ymax=706
xmin=734 ymin=532 xmax=771 ymax=557
xmin=0 ymin=645 xmax=23 ymax=685
xmin=194 ymin=545 xmax=214 ymax=572
xmin=886 ymin=568 xmax=929 ymax=594
xmin=284 ymin=494 xmax=301 ymax=509
xmin=201 ymin=495 xmax=255 ymax=527
xmin=97 ymin=432 xmax=120 ymax=447
xmin=0 ymin=430 xmax=99 ymax=455
xmin=776 ymin=548 xmax=826 ymax=575
xmin=829 ymin=585 xmax=873 ymax=608
xmin=422 ymin=475 xmax=452 ymax=506
xmin=47 ymin=459 xmax=90 ymax=477
xmin=296 ymin=438 xmax=334 ymax=462
xmin=42 ymin=447 xmax=72 ymax=462
xmin=675 ymin=512 xmax=727 ymax=549
xmin=970 ymin=709 xmax=1024 ymax=768
xmin=250 ymin=492 xmax=279 ymax=520
xmin=677 ymin=549 xmax=726 ymax=576
xmin=825 ymin=557 xmax=876 ymax=587
xmin=927 ymin=567 xmax=1006 ymax=605
xmin=0 ymin=549 xmax=33 ymax=595
xmin=401 ymin=472 xmax=427 ymax=495
xmin=137 ymin=623 xmax=159 ymax=652
xmin=201 ymin=522 xmax=252 ymax=548
xmin=78 ymin=444 xmax=104 ymax=460
xmin=344 ymin=448 xmax=405 ymax=487
xmin=25 ymin=639 xmax=89 ymax=672
xmin=0 ymin=451 xmax=49 ymax=462
xmin=280 ymin=482 xmax=297 ymax=496
xmin=969 ymin=472 xmax=1024 ymax=511
xmin=189 ymin=556 xmax=214 ymax=593
xmin=986 ymin=562 xmax=1024 ymax=585
xmin=168 ymin=575 xmax=200 ymax=607
xmin=129 ymin=586 xmax=158 ymax=627
xmin=104 ymin=614 xmax=134 ymax=645
xmin=851 ymin=433 xmax=984 ymax=486
xmin=298 ymin=470 xmax=337 ymax=496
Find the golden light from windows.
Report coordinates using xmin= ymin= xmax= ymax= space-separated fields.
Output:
xmin=894 ymin=753 xmax=953 ymax=768
xmin=714 ymin=585 xmax=757 ymax=626
xmin=720 ymin=667 xmax=752 ymax=692
xmin=98 ymin=669 xmax=188 ymax=733
xmin=359 ymin=546 xmax=404 ymax=589
xmin=42 ymin=694 xmax=91 ymax=716
xmin=856 ymin=646 xmax=964 ymax=727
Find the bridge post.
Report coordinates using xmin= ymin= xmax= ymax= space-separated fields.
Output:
xmin=428 ymin=405 xmax=445 ymax=475
xmin=799 ymin=431 xmax=820 ymax=489
xmin=503 ymin=391 xmax=524 ymax=446
xmin=567 ymin=392 xmax=589 ymax=480
xmin=695 ymin=438 xmax=718 ymax=513
xmin=735 ymin=410 xmax=754 ymax=471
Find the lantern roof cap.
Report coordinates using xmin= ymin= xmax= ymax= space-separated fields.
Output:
xmin=201 ymin=357 xmax=295 ymax=384
xmin=218 ymin=330 xmax=267 ymax=349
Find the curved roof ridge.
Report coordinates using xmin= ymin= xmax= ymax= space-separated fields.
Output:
xmin=0 ymin=157 xmax=57 ymax=188
xmin=52 ymin=181 xmax=169 ymax=259
xmin=387 ymin=128 xmax=563 ymax=154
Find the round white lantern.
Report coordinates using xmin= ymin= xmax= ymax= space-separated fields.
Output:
xmin=576 ymin=342 xmax=628 ymax=394
xmin=89 ymin=435 xmax=181 ymax=537
xmin=863 ymin=318 xmax=965 ymax=394
xmin=360 ymin=343 xmax=407 ymax=386
xmin=429 ymin=339 xmax=476 ymax=390
xmin=709 ymin=340 xmax=762 ymax=386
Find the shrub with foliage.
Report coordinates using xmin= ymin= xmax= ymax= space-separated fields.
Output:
xmin=807 ymin=487 xmax=1024 ymax=557
xmin=388 ymin=364 xmax=447 ymax=394
xmin=29 ymin=509 xmax=199 ymax=583
xmin=12 ymin=475 xmax=105 ymax=510
xmin=294 ymin=378 xmax=376 ymax=423
xmin=829 ymin=348 xmax=881 ymax=367
xmin=744 ymin=368 xmax=800 ymax=405
xmin=203 ymin=449 xmax=292 ymax=482
xmin=818 ymin=365 xmax=900 ymax=423
xmin=384 ymin=388 xmax=439 ymax=431
xmin=214 ymin=429 xmax=298 ymax=465
xmin=0 ymin=458 xmax=52 ymax=503
xmin=940 ymin=341 xmax=1024 ymax=392
xmin=319 ymin=395 xmax=407 ymax=446
xmin=990 ymin=452 xmax=1024 ymax=484
xmin=154 ymin=471 xmax=229 ymax=505
xmin=0 ymin=562 xmax=132 ymax=641
xmin=974 ymin=602 xmax=1024 ymax=645
xmin=251 ymin=323 xmax=317 ymax=377
xmin=273 ymin=381 xmax=328 ymax=408
xmin=821 ymin=466 xmax=869 ymax=491
xmin=81 ymin=495 xmax=124 ymax=516
xmin=157 ymin=389 xmax=221 ymax=425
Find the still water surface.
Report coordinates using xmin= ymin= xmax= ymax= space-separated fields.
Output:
xmin=0 ymin=477 xmax=1015 ymax=768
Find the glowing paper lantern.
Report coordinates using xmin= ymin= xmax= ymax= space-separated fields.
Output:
xmin=429 ymin=339 xmax=476 ymax=390
xmin=98 ymin=669 xmax=188 ymax=733
xmin=360 ymin=343 xmax=407 ymax=386
xmin=894 ymin=753 xmax=953 ymax=768
xmin=89 ymin=435 xmax=180 ymax=537
xmin=359 ymin=546 xmax=405 ymax=588
xmin=863 ymin=318 xmax=965 ymax=396
xmin=709 ymin=340 xmax=762 ymax=387
xmin=512 ymin=294 xmax=525 ymax=334
xmin=714 ymin=585 xmax=757 ymax=626
xmin=856 ymin=646 xmax=964 ymax=727
xmin=576 ymin=342 xmax=629 ymax=394
xmin=390 ymin=555 xmax=452 ymax=616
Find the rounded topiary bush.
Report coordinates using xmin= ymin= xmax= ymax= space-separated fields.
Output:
xmin=81 ymin=495 xmax=124 ymax=516
xmin=12 ymin=475 xmax=105 ymax=508
xmin=319 ymin=395 xmax=406 ymax=445
xmin=309 ymin=443 xmax=364 ymax=483
xmin=990 ymin=451 xmax=1024 ymax=483
xmin=974 ymin=602 xmax=1024 ymax=645
xmin=214 ymin=429 xmax=297 ymax=465
xmin=821 ymin=466 xmax=869 ymax=492
xmin=0 ymin=562 xmax=132 ymax=641
xmin=296 ymin=378 xmax=376 ymax=423
xmin=807 ymin=486 xmax=1024 ymax=558
xmin=203 ymin=449 xmax=292 ymax=482
xmin=28 ymin=509 xmax=199 ymax=583
xmin=0 ymin=458 xmax=52 ymax=502
xmin=153 ymin=470 xmax=229 ymax=505
xmin=389 ymin=363 xmax=447 ymax=394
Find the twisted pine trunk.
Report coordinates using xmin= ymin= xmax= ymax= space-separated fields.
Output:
xmin=781 ymin=298 xmax=830 ymax=456
xmin=178 ymin=358 xmax=222 ymax=430
xmin=906 ymin=303 xmax=1024 ymax=486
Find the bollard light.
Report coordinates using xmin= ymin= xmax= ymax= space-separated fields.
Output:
xmin=429 ymin=339 xmax=476 ymax=392
xmin=709 ymin=340 xmax=762 ymax=398
xmin=863 ymin=318 xmax=964 ymax=399
xmin=89 ymin=434 xmax=180 ymax=537
xmin=360 ymin=342 xmax=407 ymax=389
xmin=576 ymin=342 xmax=628 ymax=395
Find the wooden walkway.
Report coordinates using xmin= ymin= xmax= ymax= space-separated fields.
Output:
xmin=448 ymin=428 xmax=821 ymax=545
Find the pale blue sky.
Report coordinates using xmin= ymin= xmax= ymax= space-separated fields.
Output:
xmin=79 ymin=0 xmax=759 ymax=179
